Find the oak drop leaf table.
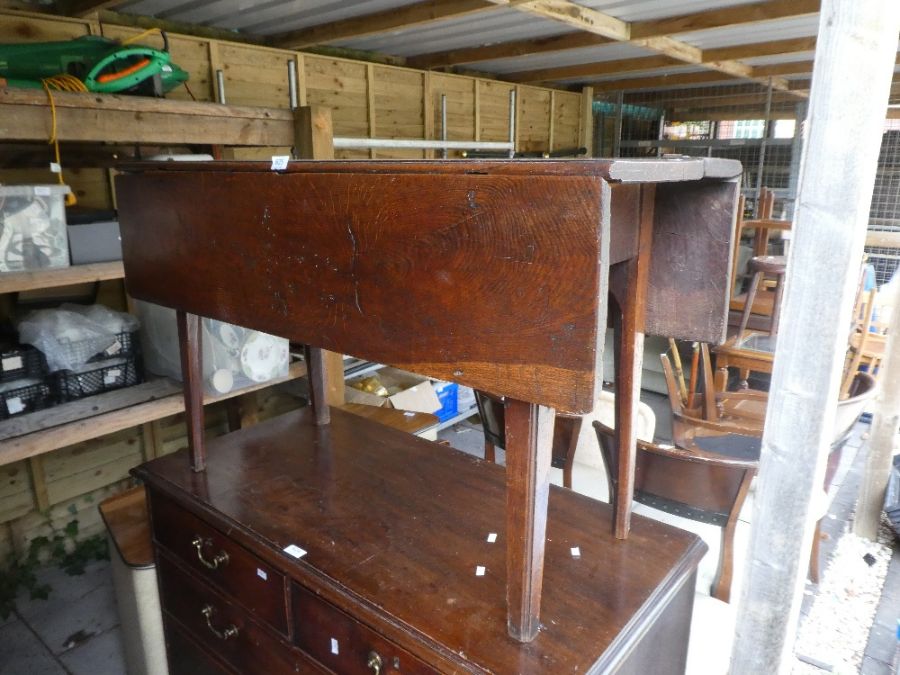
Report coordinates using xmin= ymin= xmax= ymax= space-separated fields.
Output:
xmin=117 ymin=158 xmax=740 ymax=674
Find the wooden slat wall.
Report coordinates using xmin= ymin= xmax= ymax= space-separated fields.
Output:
xmin=0 ymin=8 xmax=588 ymax=554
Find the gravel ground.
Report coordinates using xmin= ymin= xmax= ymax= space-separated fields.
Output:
xmin=792 ymin=517 xmax=896 ymax=674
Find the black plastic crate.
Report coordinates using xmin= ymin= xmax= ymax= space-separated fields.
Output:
xmin=0 ymin=379 xmax=53 ymax=420
xmin=62 ymin=329 xmax=140 ymax=366
xmin=0 ymin=345 xmax=47 ymax=383
xmin=55 ymin=355 xmax=143 ymax=402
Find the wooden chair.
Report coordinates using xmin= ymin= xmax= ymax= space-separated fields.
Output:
xmin=736 ymin=255 xmax=787 ymax=342
xmin=474 ymin=390 xmax=581 ymax=489
xmin=593 ymin=420 xmax=757 ymax=602
xmin=661 ymin=343 xmax=766 ymax=439
xmin=841 ymin=288 xmax=886 ymax=398
xmin=729 ymin=188 xmax=792 ymax=332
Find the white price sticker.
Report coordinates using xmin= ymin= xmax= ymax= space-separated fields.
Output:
xmin=283 ymin=544 xmax=307 ymax=559
xmin=475 ymin=565 xmax=485 ymax=577
xmin=330 ymin=638 xmax=339 ymax=655
xmin=34 ymin=186 xmax=53 ymax=196
xmin=49 ymin=162 xmax=62 ymax=174
xmin=570 ymin=546 xmax=581 ymax=559
xmin=486 ymin=533 xmax=497 ymax=543
xmin=257 ymin=568 xmax=268 ymax=581
xmin=106 ymin=341 xmax=122 ymax=355
xmin=104 ymin=369 xmax=121 ymax=385
xmin=6 ymin=397 xmax=24 ymax=415
xmin=1 ymin=356 xmax=23 ymax=371
xmin=270 ymin=155 xmax=290 ymax=170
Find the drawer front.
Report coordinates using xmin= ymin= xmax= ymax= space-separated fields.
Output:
xmin=165 ymin=618 xmax=234 ymax=675
xmin=150 ymin=492 xmax=288 ymax=634
xmin=158 ymin=552 xmax=311 ymax=675
xmin=292 ymin=583 xmax=437 ymax=675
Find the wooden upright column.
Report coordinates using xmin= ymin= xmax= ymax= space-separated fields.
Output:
xmin=504 ymin=399 xmax=554 ymax=642
xmin=293 ymin=105 xmax=345 ymax=407
xmin=176 ymin=310 xmax=205 ymax=472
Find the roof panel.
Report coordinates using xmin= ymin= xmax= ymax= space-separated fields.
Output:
xmin=331 ymin=7 xmax=570 ymax=56
xmin=677 ymin=15 xmax=821 ymax=48
xmin=473 ymin=42 xmax=658 ymax=75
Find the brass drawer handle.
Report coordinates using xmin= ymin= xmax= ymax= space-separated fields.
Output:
xmin=192 ymin=535 xmax=229 ymax=570
xmin=201 ymin=604 xmax=238 ymax=640
xmin=367 ymin=650 xmax=383 ymax=675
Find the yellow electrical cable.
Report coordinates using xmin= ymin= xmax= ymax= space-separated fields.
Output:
xmin=40 ymin=76 xmax=84 ymax=206
xmin=121 ymin=27 xmax=162 ymax=45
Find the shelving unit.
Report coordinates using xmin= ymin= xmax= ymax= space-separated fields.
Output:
xmin=0 ymin=261 xmax=124 ymax=294
xmin=0 ymin=360 xmax=307 ymax=466
xmin=0 ymin=90 xmax=313 ymax=476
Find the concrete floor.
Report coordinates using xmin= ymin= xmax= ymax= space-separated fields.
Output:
xmin=1 ymin=394 xmax=896 ymax=675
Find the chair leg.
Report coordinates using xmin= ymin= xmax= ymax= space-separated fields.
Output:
xmin=484 ymin=441 xmax=496 ymax=463
xmin=808 ymin=521 xmax=822 ymax=584
xmin=769 ymin=274 xmax=786 ymax=336
xmin=712 ymin=520 xmax=736 ymax=603
xmin=737 ymin=270 xmax=762 ymax=342
xmin=711 ymin=471 xmax=754 ymax=603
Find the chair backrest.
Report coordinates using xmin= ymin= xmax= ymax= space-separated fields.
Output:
xmin=474 ymin=389 xmax=582 ymax=470
xmin=593 ymin=421 xmax=755 ymax=527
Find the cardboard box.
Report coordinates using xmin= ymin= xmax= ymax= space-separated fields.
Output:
xmin=345 ymin=366 xmax=441 ymax=414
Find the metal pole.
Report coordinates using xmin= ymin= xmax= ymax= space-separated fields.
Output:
xmin=612 ymin=91 xmax=624 ymax=158
xmin=333 ymin=137 xmax=514 ymax=151
xmin=754 ymin=77 xmax=774 ymax=217
xmin=288 ymin=59 xmax=298 ymax=110
xmin=508 ymin=89 xmax=516 ymax=158
xmin=656 ymin=109 xmax=665 ymax=158
xmin=730 ymin=1 xmax=900 ymax=672
xmin=215 ymin=69 xmax=226 ymax=105
xmin=441 ymin=94 xmax=448 ymax=159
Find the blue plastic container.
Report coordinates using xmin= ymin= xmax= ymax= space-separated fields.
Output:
xmin=432 ymin=381 xmax=459 ymax=423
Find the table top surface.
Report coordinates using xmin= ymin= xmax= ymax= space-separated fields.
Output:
xmin=136 ymin=406 xmax=706 ymax=674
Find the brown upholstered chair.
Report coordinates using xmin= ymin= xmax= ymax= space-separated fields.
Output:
xmin=593 ymin=420 xmax=757 ymax=602
xmin=474 ymin=390 xmax=582 ymax=489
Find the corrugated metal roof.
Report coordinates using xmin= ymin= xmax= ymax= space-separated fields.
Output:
xmin=473 ymin=42 xmax=656 ymax=75
xmin=106 ymin=0 xmax=874 ymax=94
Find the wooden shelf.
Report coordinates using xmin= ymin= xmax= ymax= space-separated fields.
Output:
xmin=0 ymin=360 xmax=307 ymax=466
xmin=0 ymin=88 xmax=293 ymax=146
xmin=0 ymin=261 xmax=125 ymax=294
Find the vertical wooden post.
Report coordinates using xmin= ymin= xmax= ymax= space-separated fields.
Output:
xmin=303 ymin=346 xmax=331 ymax=426
xmin=294 ymin=106 xmax=334 ymax=161
xmin=856 ymin=304 xmax=900 ymax=539
xmin=176 ymin=310 xmax=205 ymax=472
xmin=610 ymin=184 xmax=655 ymax=539
xmin=504 ymin=399 xmax=553 ymax=642
xmin=731 ymin=2 xmax=900 ymax=672
xmin=580 ymin=86 xmax=594 ymax=156
xmin=293 ymin=106 xmax=345 ymax=408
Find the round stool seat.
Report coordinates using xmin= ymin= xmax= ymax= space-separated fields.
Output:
xmin=748 ymin=255 xmax=786 ymax=275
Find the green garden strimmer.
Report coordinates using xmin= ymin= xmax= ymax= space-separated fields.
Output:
xmin=0 ymin=33 xmax=189 ymax=96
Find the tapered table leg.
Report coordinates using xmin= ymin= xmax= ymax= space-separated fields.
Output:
xmin=505 ymin=399 xmax=553 ymax=642
xmin=176 ymin=310 xmax=205 ymax=472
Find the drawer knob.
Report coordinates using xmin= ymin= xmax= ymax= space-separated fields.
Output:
xmin=192 ymin=535 xmax=229 ymax=570
xmin=201 ymin=604 xmax=239 ymax=641
xmin=367 ymin=650 xmax=383 ymax=675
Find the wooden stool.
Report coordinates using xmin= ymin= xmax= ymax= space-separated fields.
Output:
xmin=737 ymin=255 xmax=787 ymax=341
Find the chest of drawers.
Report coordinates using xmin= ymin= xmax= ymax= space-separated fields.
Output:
xmin=138 ymin=407 xmax=706 ymax=674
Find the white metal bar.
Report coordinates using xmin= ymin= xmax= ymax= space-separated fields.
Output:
xmin=441 ymin=94 xmax=448 ymax=159
xmin=333 ymin=138 xmax=514 ymax=151
xmin=287 ymin=59 xmax=298 ymax=110
xmin=215 ymin=70 xmax=226 ymax=105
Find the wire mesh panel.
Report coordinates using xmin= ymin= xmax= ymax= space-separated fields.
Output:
xmin=866 ymin=119 xmax=900 ymax=285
